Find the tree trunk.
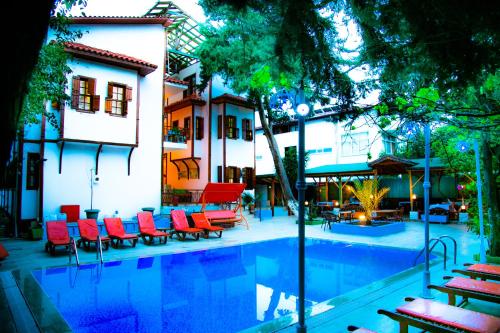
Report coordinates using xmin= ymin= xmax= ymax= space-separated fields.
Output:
xmin=482 ymin=134 xmax=500 ymax=256
xmin=256 ymin=100 xmax=301 ymax=217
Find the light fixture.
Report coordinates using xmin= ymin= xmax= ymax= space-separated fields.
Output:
xmin=412 ymin=194 xmax=417 ymax=200
xmin=296 ymin=103 xmax=310 ymax=116
xmin=461 ymin=204 xmax=466 ymax=211
xmin=304 ymin=201 xmax=309 ymax=206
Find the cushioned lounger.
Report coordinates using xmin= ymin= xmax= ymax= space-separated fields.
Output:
xmin=45 ymin=221 xmax=71 ymax=255
xmin=347 ymin=325 xmax=377 ymax=333
xmin=191 ymin=213 xmax=224 ymax=238
xmin=137 ymin=212 xmax=169 ymax=245
xmin=453 ymin=263 xmax=500 ymax=281
xmin=429 ymin=276 xmax=500 ymax=306
xmin=378 ymin=297 xmax=500 ymax=333
xmin=170 ymin=210 xmax=202 ymax=241
xmin=103 ymin=217 xmax=138 ymax=248
xmin=77 ymin=219 xmax=110 ymax=250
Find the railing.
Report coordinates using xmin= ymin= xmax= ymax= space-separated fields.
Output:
xmin=96 ymin=235 xmax=104 ymax=264
xmin=162 ymin=189 xmax=204 ymax=205
xmin=164 ymin=126 xmax=187 ymax=143
xmin=414 ymin=235 xmax=457 ymax=270
xmin=69 ymin=237 xmax=80 ymax=266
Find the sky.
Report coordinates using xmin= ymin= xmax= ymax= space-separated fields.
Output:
xmin=70 ymin=0 xmax=206 ymax=22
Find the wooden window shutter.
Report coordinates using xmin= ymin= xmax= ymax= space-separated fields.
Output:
xmin=105 ymin=83 xmax=112 ymax=113
xmin=241 ymin=119 xmax=247 ymax=139
xmin=71 ymin=76 xmax=79 ymax=109
xmin=91 ymin=95 xmax=100 ymax=112
xmin=217 ymin=166 xmax=222 ymax=183
xmin=122 ymin=99 xmax=128 ymax=115
xmin=88 ymin=78 xmax=96 ymax=95
xmin=235 ymin=167 xmax=241 ymax=183
xmin=217 ymin=115 xmax=222 ymax=139
xmin=126 ymin=86 xmax=133 ymax=102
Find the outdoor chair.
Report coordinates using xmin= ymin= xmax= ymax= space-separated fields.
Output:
xmin=347 ymin=325 xmax=377 ymax=333
xmin=378 ymin=297 xmax=500 ymax=333
xmin=321 ymin=211 xmax=339 ymax=230
xmin=191 ymin=213 xmax=224 ymax=238
xmin=428 ymin=276 xmax=500 ymax=306
xmin=45 ymin=220 xmax=72 ymax=255
xmin=137 ymin=211 xmax=169 ymax=245
xmin=170 ymin=210 xmax=203 ymax=241
xmin=76 ymin=218 xmax=110 ymax=250
xmin=452 ymin=263 xmax=500 ymax=282
xmin=0 ymin=242 xmax=9 ymax=261
xmin=103 ymin=217 xmax=138 ymax=248
xmin=60 ymin=204 xmax=80 ymax=222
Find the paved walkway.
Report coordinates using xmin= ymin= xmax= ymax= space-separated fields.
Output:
xmin=0 ymin=212 xmax=498 ymax=332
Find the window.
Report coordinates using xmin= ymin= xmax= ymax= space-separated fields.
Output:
xmin=71 ymin=76 xmax=100 ymax=112
xmin=242 ymin=119 xmax=253 ymax=141
xmin=243 ymin=167 xmax=255 ymax=189
xmin=217 ymin=115 xmax=222 ymax=139
xmin=184 ymin=117 xmax=191 ymax=140
xmin=172 ymin=120 xmax=179 ymax=128
xmin=341 ymin=132 xmax=369 ymax=156
xmin=105 ymin=82 xmax=132 ymax=117
xmin=225 ymin=115 xmax=239 ymax=139
xmin=225 ymin=166 xmax=241 ymax=183
xmin=382 ymin=133 xmax=397 ymax=154
xmin=183 ymin=74 xmax=196 ymax=98
xmin=26 ymin=153 xmax=40 ymax=190
xmin=196 ymin=117 xmax=204 ymax=140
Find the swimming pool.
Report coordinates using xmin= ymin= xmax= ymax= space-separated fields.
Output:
xmin=31 ymin=238 xmax=427 ymax=332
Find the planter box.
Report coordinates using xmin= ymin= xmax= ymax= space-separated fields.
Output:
xmin=458 ymin=212 xmax=469 ymax=223
xmin=409 ymin=211 xmax=419 ymax=221
xmin=422 ymin=215 xmax=448 ymax=223
xmin=331 ymin=222 xmax=405 ymax=236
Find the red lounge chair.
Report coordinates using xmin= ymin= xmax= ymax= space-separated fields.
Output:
xmin=199 ymin=182 xmax=249 ymax=229
xmin=76 ymin=219 xmax=111 ymax=250
xmin=378 ymin=297 xmax=500 ymax=333
xmin=103 ymin=217 xmax=138 ymax=248
xmin=453 ymin=263 xmax=500 ymax=282
xmin=45 ymin=221 xmax=71 ymax=255
xmin=191 ymin=213 xmax=224 ymax=238
xmin=0 ymin=242 xmax=9 ymax=260
xmin=170 ymin=210 xmax=202 ymax=241
xmin=137 ymin=212 xmax=169 ymax=245
xmin=428 ymin=276 xmax=500 ymax=306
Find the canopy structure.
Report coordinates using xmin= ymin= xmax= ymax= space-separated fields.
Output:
xmin=145 ymin=1 xmax=205 ymax=76
xmin=199 ymin=182 xmax=246 ymax=206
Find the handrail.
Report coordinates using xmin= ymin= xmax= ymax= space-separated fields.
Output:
xmin=96 ymin=235 xmax=104 ymax=264
xmin=69 ymin=237 xmax=80 ymax=266
xmin=439 ymin=235 xmax=457 ymax=265
xmin=414 ymin=238 xmax=447 ymax=270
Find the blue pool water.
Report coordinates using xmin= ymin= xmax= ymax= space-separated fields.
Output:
xmin=32 ymin=238 xmax=426 ymax=332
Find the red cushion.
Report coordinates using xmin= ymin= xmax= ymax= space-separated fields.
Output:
xmin=0 ymin=243 xmax=9 ymax=259
xmin=191 ymin=213 xmax=211 ymax=229
xmin=46 ymin=221 xmax=70 ymax=244
xmin=61 ymin=205 xmax=80 ymax=222
xmin=103 ymin=217 xmax=125 ymax=238
xmin=396 ymin=298 xmax=500 ymax=333
xmin=137 ymin=212 xmax=157 ymax=235
xmin=198 ymin=183 xmax=246 ymax=204
xmin=204 ymin=210 xmax=236 ymax=220
xmin=77 ymin=219 xmax=99 ymax=240
xmin=170 ymin=210 xmax=190 ymax=230
xmin=445 ymin=277 xmax=500 ymax=296
xmin=468 ymin=263 xmax=500 ymax=276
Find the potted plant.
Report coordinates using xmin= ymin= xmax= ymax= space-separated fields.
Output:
xmin=85 ymin=169 xmax=100 ymax=219
xmin=241 ymin=192 xmax=255 ymax=212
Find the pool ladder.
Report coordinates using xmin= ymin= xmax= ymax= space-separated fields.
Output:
xmin=69 ymin=235 xmax=105 ymax=267
xmin=414 ymin=235 xmax=457 ymax=270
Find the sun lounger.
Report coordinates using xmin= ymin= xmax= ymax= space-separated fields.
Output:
xmin=347 ymin=325 xmax=377 ymax=333
xmin=170 ymin=210 xmax=202 ymax=241
xmin=429 ymin=276 xmax=500 ymax=306
xmin=0 ymin=242 xmax=9 ymax=261
xmin=45 ymin=220 xmax=71 ymax=255
xmin=137 ymin=212 xmax=169 ymax=245
xmin=60 ymin=204 xmax=80 ymax=222
xmin=103 ymin=217 xmax=138 ymax=248
xmin=452 ymin=263 xmax=500 ymax=282
xmin=378 ymin=297 xmax=500 ymax=333
xmin=76 ymin=219 xmax=111 ymax=250
xmin=191 ymin=213 xmax=224 ymax=238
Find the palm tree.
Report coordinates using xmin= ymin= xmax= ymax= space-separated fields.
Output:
xmin=349 ymin=179 xmax=390 ymax=225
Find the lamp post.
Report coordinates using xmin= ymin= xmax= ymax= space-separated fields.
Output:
xmin=295 ymin=89 xmax=309 ymax=333
xmin=270 ymin=88 xmax=309 ymax=332
xmin=457 ymin=139 xmax=486 ymax=263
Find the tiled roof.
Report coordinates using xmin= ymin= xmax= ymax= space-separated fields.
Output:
xmin=165 ymin=76 xmax=189 ymax=86
xmin=64 ymin=42 xmax=158 ymax=76
xmin=68 ymin=16 xmax=171 ymax=27
xmin=164 ymin=95 xmax=206 ymax=113
xmin=212 ymin=93 xmax=255 ymax=108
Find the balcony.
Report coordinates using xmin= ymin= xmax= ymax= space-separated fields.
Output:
xmin=163 ymin=127 xmax=188 ymax=151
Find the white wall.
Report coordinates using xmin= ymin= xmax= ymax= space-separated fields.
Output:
xmin=40 ymin=23 xmax=165 ymax=220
